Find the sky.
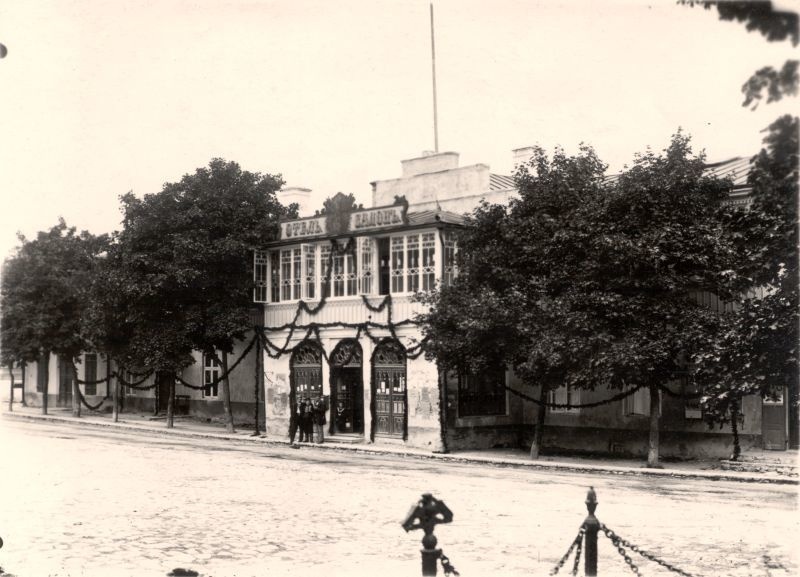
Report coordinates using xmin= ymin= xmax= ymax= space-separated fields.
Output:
xmin=0 ymin=0 xmax=796 ymax=262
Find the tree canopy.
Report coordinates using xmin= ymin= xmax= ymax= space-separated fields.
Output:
xmin=1 ymin=219 xmax=108 ymax=366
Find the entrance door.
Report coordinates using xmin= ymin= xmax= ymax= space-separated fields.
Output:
xmin=372 ymin=339 xmax=407 ymax=438
xmin=57 ymin=356 xmax=73 ymax=407
xmin=291 ymin=341 xmax=323 ymax=404
xmin=762 ymin=387 xmax=787 ymax=450
xmin=330 ymin=340 xmax=363 ymax=435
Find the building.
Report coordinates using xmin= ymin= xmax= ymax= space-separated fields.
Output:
xmin=255 ymin=150 xmax=795 ymax=457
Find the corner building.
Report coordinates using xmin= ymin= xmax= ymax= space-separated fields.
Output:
xmin=255 ymin=152 xmax=517 ymax=450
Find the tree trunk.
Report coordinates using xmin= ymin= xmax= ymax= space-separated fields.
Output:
xmin=8 ymin=363 xmax=15 ymax=412
xmin=111 ymin=359 xmax=119 ymax=423
xmin=42 ymin=354 xmax=50 ymax=415
xmin=530 ymin=384 xmax=548 ymax=460
xmin=220 ymin=351 xmax=235 ymax=433
xmin=166 ymin=375 xmax=175 ymax=429
xmin=70 ymin=360 xmax=81 ymax=418
xmin=646 ymin=384 xmax=662 ymax=468
xmin=730 ymin=397 xmax=741 ymax=461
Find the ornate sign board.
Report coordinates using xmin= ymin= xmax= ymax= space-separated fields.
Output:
xmin=280 ymin=217 xmax=327 ymax=240
xmin=279 ymin=203 xmax=408 ymax=241
xmin=350 ymin=205 xmax=406 ymax=232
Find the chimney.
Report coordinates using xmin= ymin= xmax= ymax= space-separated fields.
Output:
xmin=512 ymin=146 xmax=537 ymax=168
xmin=278 ymin=187 xmax=314 ymax=218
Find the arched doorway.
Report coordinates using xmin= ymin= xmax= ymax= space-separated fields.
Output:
xmin=330 ymin=339 xmax=364 ymax=435
xmin=372 ymin=339 xmax=407 ymax=439
xmin=290 ymin=341 xmax=323 ymax=406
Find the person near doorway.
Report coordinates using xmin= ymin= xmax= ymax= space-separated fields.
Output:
xmin=289 ymin=398 xmax=302 ymax=444
xmin=300 ymin=396 xmax=313 ymax=442
xmin=312 ymin=397 xmax=326 ymax=443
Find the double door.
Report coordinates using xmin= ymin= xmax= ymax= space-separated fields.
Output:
xmin=332 ymin=367 xmax=363 ymax=434
xmin=374 ymin=366 xmax=406 ymax=437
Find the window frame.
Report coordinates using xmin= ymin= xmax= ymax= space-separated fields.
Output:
xmin=203 ymin=353 xmax=221 ymax=399
xmin=548 ymin=384 xmax=581 ymax=414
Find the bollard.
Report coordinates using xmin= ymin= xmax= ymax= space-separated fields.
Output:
xmin=402 ymin=493 xmax=454 ymax=576
xmin=584 ymin=487 xmax=600 ymax=576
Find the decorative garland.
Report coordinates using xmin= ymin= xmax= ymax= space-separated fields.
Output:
xmin=76 ymin=383 xmax=107 ymax=411
xmin=175 ymin=334 xmax=257 ymax=391
xmin=504 ymin=382 xmax=647 ymax=410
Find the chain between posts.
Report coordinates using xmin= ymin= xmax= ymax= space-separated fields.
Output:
xmin=601 ymin=524 xmax=696 ymax=577
xmin=439 ymin=551 xmax=459 ymax=576
xmin=550 ymin=526 xmax=586 ymax=575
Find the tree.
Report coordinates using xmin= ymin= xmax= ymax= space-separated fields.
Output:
xmin=421 ymin=135 xmax=742 ymax=466
xmin=95 ymin=159 xmax=293 ymax=429
xmin=1 ymin=220 xmax=108 ymax=416
xmin=419 ymin=145 xmax=611 ymax=459
xmin=695 ymin=115 xmax=799 ymax=451
xmin=585 ymin=133 xmax=741 ymax=467
xmin=681 ymin=1 xmax=798 ymax=107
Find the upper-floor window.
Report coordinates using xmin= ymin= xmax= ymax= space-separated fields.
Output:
xmin=254 ymin=229 xmax=446 ymax=303
xmin=442 ymin=231 xmax=458 ymax=287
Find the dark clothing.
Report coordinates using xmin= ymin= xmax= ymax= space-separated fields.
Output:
xmin=312 ymin=399 xmax=326 ymax=444
xmin=299 ymin=400 xmax=313 ymax=442
xmin=288 ymin=411 xmax=299 ymax=443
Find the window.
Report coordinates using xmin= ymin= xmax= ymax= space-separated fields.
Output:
xmin=421 ymin=233 xmax=436 ymax=291
xmin=457 ymin=367 xmax=507 ymax=417
xmin=254 ymin=251 xmax=269 ymax=303
xmin=320 ymin=244 xmax=332 ymax=298
xmin=84 ymin=353 xmax=98 ymax=396
xmin=406 ymin=235 xmax=420 ymax=293
xmin=203 ymin=354 xmax=220 ymax=398
xmin=442 ymin=231 xmax=458 ymax=286
xmin=332 ymin=246 xmax=358 ymax=297
xmin=763 ymin=386 xmax=785 ymax=405
xmin=623 ymin=386 xmax=653 ymax=416
xmin=548 ymin=384 xmax=580 ymax=414
xmin=270 ymin=251 xmax=280 ymax=302
xmin=359 ymin=237 xmax=374 ymax=295
xmin=391 ymin=236 xmax=405 ymax=293
xmin=280 ymin=248 xmax=302 ymax=301
xmin=303 ymin=244 xmax=316 ymax=300
xmin=679 ymin=373 xmax=702 ymax=419
xmin=36 ymin=358 xmax=47 ymax=392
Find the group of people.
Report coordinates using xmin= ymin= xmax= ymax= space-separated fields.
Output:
xmin=289 ymin=396 xmax=327 ymax=444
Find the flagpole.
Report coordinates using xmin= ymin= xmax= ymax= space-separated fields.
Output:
xmin=430 ymin=1 xmax=439 ymax=153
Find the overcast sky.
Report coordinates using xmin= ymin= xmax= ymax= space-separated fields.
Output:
xmin=0 ymin=0 xmax=796 ymax=261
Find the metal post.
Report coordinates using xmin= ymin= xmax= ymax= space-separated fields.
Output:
xmin=402 ymin=493 xmax=454 ymax=576
xmin=584 ymin=487 xmax=599 ymax=576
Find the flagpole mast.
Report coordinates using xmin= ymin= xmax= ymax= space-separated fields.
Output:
xmin=430 ymin=1 xmax=439 ymax=153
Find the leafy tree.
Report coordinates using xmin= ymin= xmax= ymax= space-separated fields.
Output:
xmin=586 ymin=133 xmax=741 ymax=467
xmin=681 ymin=1 xmax=798 ymax=107
xmin=1 ymin=220 xmax=109 ymax=416
xmin=421 ymin=136 xmax=742 ymax=466
xmin=419 ymin=145 xmax=612 ymax=459
xmin=695 ymin=115 xmax=799 ymax=451
xmin=91 ymin=159 xmax=293 ymax=429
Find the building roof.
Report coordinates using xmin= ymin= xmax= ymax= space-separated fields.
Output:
xmin=489 ymin=173 xmax=516 ymax=191
xmin=407 ymin=208 xmax=466 ymax=226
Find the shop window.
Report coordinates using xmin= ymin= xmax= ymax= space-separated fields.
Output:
xmin=458 ymin=366 xmax=507 ymax=417
xmin=548 ymin=384 xmax=580 ymax=414
xmin=84 ymin=353 xmax=98 ymax=396
xmin=332 ymin=245 xmax=358 ymax=297
xmin=203 ymin=354 xmax=220 ymax=398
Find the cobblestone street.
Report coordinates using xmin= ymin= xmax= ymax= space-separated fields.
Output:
xmin=0 ymin=418 xmax=797 ymax=577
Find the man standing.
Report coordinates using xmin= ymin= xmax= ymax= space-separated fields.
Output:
xmin=312 ymin=397 xmax=326 ymax=444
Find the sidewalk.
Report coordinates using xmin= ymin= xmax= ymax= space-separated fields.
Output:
xmin=3 ymin=404 xmax=797 ymax=485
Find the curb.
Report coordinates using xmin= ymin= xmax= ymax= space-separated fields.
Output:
xmin=3 ymin=411 xmax=797 ymax=486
